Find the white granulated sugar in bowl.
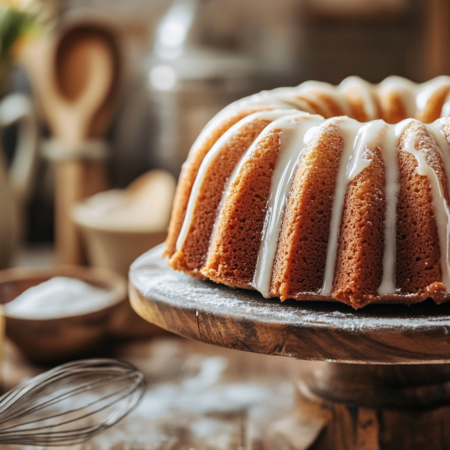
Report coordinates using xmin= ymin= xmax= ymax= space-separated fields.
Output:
xmin=5 ymin=277 xmax=116 ymax=319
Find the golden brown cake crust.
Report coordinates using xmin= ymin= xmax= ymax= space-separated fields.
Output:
xmin=341 ymin=86 xmax=379 ymax=122
xmin=332 ymin=146 xmax=386 ymax=308
xmin=164 ymin=106 xmax=275 ymax=258
xmin=166 ymin=76 xmax=450 ymax=309
xmin=395 ymin=121 xmax=449 ymax=302
xmin=302 ymin=92 xmax=345 ymax=118
xmin=169 ymin=118 xmax=272 ymax=276
xmin=417 ymin=85 xmax=450 ymax=123
xmin=377 ymin=91 xmax=408 ymax=125
xmin=202 ymin=129 xmax=282 ymax=288
xmin=270 ymin=121 xmax=343 ymax=301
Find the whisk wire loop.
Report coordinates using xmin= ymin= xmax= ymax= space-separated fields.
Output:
xmin=0 ymin=371 xmax=138 ymax=430
xmin=0 ymin=358 xmax=146 ymax=446
xmin=0 ymin=370 xmax=139 ymax=424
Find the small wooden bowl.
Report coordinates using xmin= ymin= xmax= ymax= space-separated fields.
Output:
xmin=0 ymin=265 xmax=126 ymax=363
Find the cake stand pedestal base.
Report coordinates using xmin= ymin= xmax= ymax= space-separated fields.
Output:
xmin=274 ymin=362 xmax=450 ymax=450
xmin=130 ymin=246 xmax=450 ymax=450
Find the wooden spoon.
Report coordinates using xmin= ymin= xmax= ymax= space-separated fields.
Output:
xmin=19 ymin=22 xmax=121 ymax=264
xmin=52 ymin=34 xmax=115 ymax=143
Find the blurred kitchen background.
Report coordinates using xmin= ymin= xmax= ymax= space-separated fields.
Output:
xmin=0 ymin=0 xmax=447 ymax=268
xmin=0 ymin=0 xmax=448 ymax=445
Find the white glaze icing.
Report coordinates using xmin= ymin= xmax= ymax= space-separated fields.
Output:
xmin=378 ymin=76 xmax=418 ymax=118
xmin=339 ymin=76 xmax=378 ymax=121
xmin=177 ymin=76 xmax=450 ymax=300
xmin=208 ymin=134 xmax=254 ymax=252
xmin=297 ymin=81 xmax=350 ymax=117
xmin=425 ymin=119 xmax=450 ymax=193
xmin=402 ymin=125 xmax=450 ymax=292
xmin=177 ymin=109 xmax=299 ymax=251
xmin=205 ymin=112 xmax=308 ymax=260
xmin=320 ymin=118 xmax=376 ymax=296
xmin=186 ymin=90 xmax=298 ymax=159
xmin=320 ymin=118 xmax=417 ymax=296
xmin=377 ymin=119 xmax=414 ymax=295
xmin=253 ymin=113 xmax=325 ymax=297
xmin=442 ymin=92 xmax=450 ymax=118
xmin=190 ymin=76 xmax=450 ymax=162
xmin=416 ymin=76 xmax=450 ymax=112
xmin=346 ymin=121 xmax=380 ymax=181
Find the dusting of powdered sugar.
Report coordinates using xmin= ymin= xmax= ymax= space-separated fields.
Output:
xmin=130 ymin=245 xmax=450 ymax=333
xmin=131 ymin=356 xmax=272 ymax=418
xmin=82 ymin=352 xmax=294 ymax=449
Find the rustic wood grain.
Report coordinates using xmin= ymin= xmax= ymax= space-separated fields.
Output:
xmin=2 ymin=336 xmax=314 ymax=450
xmin=128 ymin=245 xmax=450 ymax=449
xmin=298 ymin=363 xmax=450 ymax=450
xmin=129 ymin=245 xmax=450 ymax=364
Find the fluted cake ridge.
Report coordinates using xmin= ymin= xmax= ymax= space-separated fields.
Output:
xmin=164 ymin=76 xmax=450 ymax=308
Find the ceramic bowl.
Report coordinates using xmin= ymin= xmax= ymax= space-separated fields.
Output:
xmin=72 ymin=171 xmax=175 ymax=338
xmin=72 ymin=170 xmax=175 ymax=276
xmin=0 ymin=265 xmax=126 ymax=363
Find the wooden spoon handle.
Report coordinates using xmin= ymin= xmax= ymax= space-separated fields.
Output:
xmin=54 ymin=160 xmax=85 ymax=264
xmin=54 ymin=159 xmax=108 ymax=265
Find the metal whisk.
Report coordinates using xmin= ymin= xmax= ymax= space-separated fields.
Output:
xmin=0 ymin=358 xmax=145 ymax=446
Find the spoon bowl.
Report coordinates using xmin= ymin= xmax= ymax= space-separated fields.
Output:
xmin=53 ymin=27 xmax=116 ymax=142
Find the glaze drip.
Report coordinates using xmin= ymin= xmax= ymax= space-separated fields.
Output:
xmin=320 ymin=118 xmax=386 ymax=296
xmin=377 ymin=120 xmax=413 ymax=295
xmin=253 ymin=113 xmax=324 ymax=297
xmin=171 ymin=75 xmax=450 ymax=305
xmin=177 ymin=109 xmax=299 ymax=251
xmin=403 ymin=128 xmax=450 ymax=292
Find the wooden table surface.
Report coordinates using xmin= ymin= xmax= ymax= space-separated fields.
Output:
xmin=2 ymin=335 xmax=319 ymax=450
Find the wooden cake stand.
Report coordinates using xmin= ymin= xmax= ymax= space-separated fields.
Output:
xmin=129 ymin=245 xmax=450 ymax=450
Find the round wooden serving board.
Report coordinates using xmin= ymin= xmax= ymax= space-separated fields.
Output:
xmin=130 ymin=245 xmax=450 ymax=449
xmin=129 ymin=244 xmax=450 ymax=365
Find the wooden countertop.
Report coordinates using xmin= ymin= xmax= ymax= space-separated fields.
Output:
xmin=3 ymin=335 xmax=319 ymax=449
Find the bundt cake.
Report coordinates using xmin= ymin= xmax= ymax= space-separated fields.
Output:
xmin=164 ymin=75 xmax=450 ymax=309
